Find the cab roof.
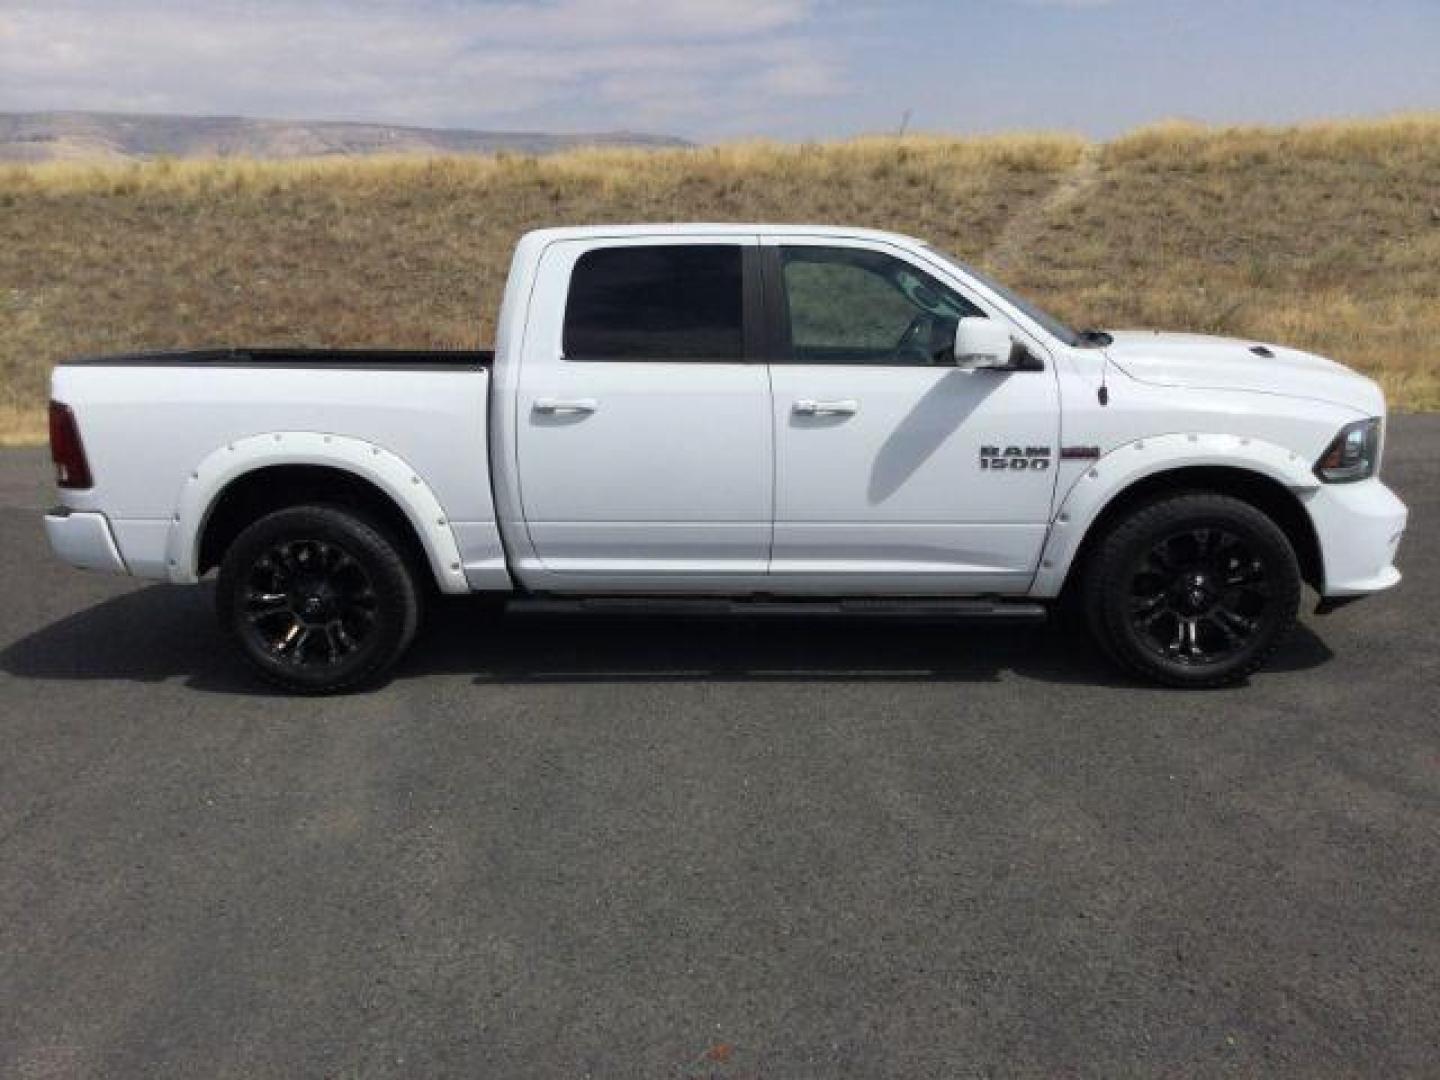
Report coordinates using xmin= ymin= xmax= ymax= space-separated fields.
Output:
xmin=520 ymin=223 xmax=930 ymax=247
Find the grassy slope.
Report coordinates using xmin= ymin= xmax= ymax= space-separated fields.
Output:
xmin=1031 ymin=118 xmax=1440 ymax=411
xmin=1 ymin=118 xmax=1436 ymax=444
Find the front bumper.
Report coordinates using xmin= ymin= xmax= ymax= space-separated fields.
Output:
xmin=44 ymin=507 xmax=129 ymax=575
xmin=1306 ymin=478 xmax=1407 ymax=598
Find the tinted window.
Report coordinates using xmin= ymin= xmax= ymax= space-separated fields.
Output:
xmin=925 ymin=245 xmax=1080 ymax=346
xmin=780 ymin=246 xmax=983 ymax=365
xmin=564 ymin=245 xmax=744 ymax=361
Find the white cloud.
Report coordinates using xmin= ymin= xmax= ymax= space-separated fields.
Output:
xmin=479 ymin=0 xmax=812 ymax=40
xmin=0 ymin=0 xmax=841 ymax=136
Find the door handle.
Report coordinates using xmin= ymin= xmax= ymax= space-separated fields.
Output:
xmin=533 ymin=398 xmax=598 ymax=415
xmin=793 ymin=398 xmax=859 ymax=417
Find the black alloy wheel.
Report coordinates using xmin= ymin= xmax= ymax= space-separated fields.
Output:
xmin=1127 ymin=526 xmax=1272 ymax=666
xmin=238 ymin=537 xmax=378 ymax=667
xmin=218 ymin=505 xmax=421 ymax=693
xmin=1083 ymin=492 xmax=1301 ymax=687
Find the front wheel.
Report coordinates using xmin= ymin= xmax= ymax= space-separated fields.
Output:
xmin=1082 ymin=492 xmax=1301 ymax=688
xmin=217 ymin=505 xmax=421 ymax=693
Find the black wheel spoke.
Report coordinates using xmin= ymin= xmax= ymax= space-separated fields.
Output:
xmin=1141 ymin=547 xmax=1173 ymax=577
xmin=292 ymin=626 xmax=317 ymax=663
xmin=239 ymin=536 xmax=376 ymax=670
xmin=1213 ymin=605 xmax=1257 ymax=635
xmin=273 ymin=619 xmax=302 ymax=654
xmin=1127 ymin=523 xmax=1271 ymax=667
xmin=1130 ymin=592 xmax=1165 ymax=616
xmin=1131 ymin=598 xmax=1169 ymax=629
xmin=1205 ymin=613 xmax=1244 ymax=648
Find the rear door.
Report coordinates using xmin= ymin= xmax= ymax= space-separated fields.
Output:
xmin=513 ymin=236 xmax=773 ymax=590
xmin=764 ymin=237 xmax=1060 ymax=594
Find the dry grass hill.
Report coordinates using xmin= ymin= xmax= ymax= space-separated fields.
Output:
xmin=0 ymin=111 xmax=688 ymax=163
xmin=1 ymin=115 xmax=1437 ymax=444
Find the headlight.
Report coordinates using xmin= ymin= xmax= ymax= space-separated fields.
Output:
xmin=1314 ymin=417 xmax=1381 ymax=483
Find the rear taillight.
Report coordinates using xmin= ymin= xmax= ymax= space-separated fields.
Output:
xmin=49 ymin=400 xmax=93 ymax=489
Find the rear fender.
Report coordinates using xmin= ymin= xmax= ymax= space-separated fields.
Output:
xmin=167 ymin=432 xmax=472 ymax=594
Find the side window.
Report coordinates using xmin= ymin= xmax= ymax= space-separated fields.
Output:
xmin=779 ymin=246 xmax=983 ymax=365
xmin=564 ymin=244 xmax=744 ymax=362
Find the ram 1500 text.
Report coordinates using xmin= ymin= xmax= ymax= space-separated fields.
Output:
xmin=45 ymin=225 xmax=1407 ymax=691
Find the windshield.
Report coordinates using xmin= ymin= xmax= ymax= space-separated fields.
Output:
xmin=924 ymin=246 xmax=1082 ymax=347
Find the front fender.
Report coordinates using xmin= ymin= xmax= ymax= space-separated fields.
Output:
xmin=1029 ymin=433 xmax=1321 ymax=598
xmin=166 ymin=432 xmax=472 ymax=594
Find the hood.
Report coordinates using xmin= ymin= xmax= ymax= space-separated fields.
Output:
xmin=1101 ymin=331 xmax=1383 ymax=414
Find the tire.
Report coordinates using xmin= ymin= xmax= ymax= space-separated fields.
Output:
xmin=217 ymin=505 xmax=422 ymax=693
xmin=1081 ymin=492 xmax=1301 ymax=688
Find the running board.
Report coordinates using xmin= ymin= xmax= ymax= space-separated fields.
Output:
xmin=505 ymin=596 xmax=1049 ymax=621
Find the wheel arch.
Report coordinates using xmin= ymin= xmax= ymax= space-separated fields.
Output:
xmin=1034 ymin=435 xmax=1325 ymax=599
xmin=169 ymin=433 xmax=470 ymax=594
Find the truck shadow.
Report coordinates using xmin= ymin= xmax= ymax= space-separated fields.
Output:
xmin=0 ymin=584 xmax=1336 ymax=694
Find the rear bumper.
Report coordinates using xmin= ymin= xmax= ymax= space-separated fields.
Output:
xmin=44 ymin=508 xmax=129 ymax=575
xmin=1307 ymin=479 xmax=1407 ymax=598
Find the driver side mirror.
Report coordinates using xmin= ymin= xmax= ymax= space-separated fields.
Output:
xmin=951 ymin=317 xmax=1019 ymax=371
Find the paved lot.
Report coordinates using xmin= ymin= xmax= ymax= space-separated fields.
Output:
xmin=1 ymin=418 xmax=1437 ymax=1078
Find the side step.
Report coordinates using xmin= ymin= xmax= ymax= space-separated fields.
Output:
xmin=505 ymin=596 xmax=1049 ymax=621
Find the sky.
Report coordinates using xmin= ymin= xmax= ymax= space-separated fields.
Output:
xmin=1 ymin=0 xmax=1438 ymax=141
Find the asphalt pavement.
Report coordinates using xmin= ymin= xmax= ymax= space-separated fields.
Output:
xmin=2 ymin=417 xmax=1437 ymax=1077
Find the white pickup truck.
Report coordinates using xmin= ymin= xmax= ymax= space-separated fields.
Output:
xmin=45 ymin=224 xmax=1407 ymax=691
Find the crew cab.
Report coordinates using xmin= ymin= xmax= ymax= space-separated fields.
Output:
xmin=45 ymin=225 xmax=1408 ymax=691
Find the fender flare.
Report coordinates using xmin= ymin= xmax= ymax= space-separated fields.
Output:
xmin=1030 ymin=432 xmax=1321 ymax=598
xmin=165 ymin=432 xmax=471 ymax=594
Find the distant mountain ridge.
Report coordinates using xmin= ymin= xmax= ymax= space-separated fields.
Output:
xmin=0 ymin=111 xmax=691 ymax=162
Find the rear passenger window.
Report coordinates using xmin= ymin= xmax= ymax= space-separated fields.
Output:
xmin=564 ymin=245 xmax=745 ymax=361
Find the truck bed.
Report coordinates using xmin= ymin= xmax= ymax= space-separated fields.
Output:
xmin=61 ymin=347 xmax=494 ymax=369
xmin=51 ymin=350 xmax=503 ymax=589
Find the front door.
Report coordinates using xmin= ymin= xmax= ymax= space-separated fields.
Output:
xmin=514 ymin=237 xmax=773 ymax=590
xmin=765 ymin=239 xmax=1060 ymax=594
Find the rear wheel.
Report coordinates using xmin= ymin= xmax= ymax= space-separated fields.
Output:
xmin=217 ymin=505 xmax=421 ymax=693
xmin=1082 ymin=492 xmax=1301 ymax=688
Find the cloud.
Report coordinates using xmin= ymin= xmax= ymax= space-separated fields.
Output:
xmin=0 ymin=0 xmax=842 ymax=137
xmin=479 ymin=0 xmax=812 ymax=40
